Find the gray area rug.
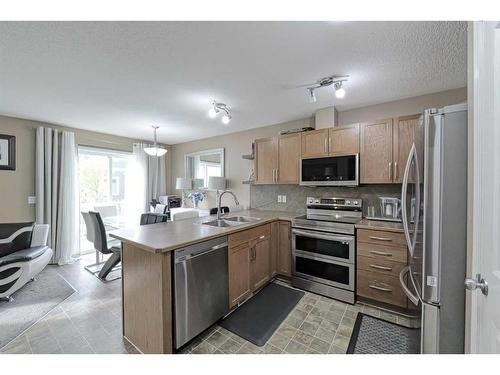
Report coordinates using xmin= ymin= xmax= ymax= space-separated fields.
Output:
xmin=0 ymin=266 xmax=75 ymax=349
xmin=347 ymin=313 xmax=420 ymax=354
xmin=220 ymin=283 xmax=304 ymax=346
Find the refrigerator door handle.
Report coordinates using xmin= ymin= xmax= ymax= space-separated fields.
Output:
xmin=401 ymin=144 xmax=416 ymax=256
xmin=399 ymin=266 xmax=420 ymax=306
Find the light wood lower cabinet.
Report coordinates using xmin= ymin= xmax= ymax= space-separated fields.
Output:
xmin=228 ymin=242 xmax=252 ymax=308
xmin=270 ymin=221 xmax=279 ymax=276
xmin=277 ymin=221 xmax=292 ymax=277
xmin=251 ymin=235 xmax=271 ymax=290
xmin=228 ymin=224 xmax=271 ymax=308
xmin=356 ymin=228 xmax=409 ymax=308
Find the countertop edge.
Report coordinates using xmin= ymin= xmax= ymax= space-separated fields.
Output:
xmin=110 ymin=214 xmax=295 ymax=254
xmin=355 ymin=219 xmax=404 ymax=233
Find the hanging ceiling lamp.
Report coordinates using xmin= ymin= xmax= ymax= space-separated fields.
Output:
xmin=144 ymin=126 xmax=168 ymax=156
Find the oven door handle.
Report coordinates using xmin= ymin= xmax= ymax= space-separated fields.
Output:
xmin=293 ymin=249 xmax=353 ymax=266
xmin=292 ymin=229 xmax=354 ymax=243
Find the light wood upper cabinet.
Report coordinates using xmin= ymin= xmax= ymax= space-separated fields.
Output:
xmin=228 ymin=242 xmax=251 ymax=308
xmin=392 ymin=114 xmax=420 ymax=183
xmin=255 ymin=137 xmax=278 ymax=184
xmin=360 ymin=119 xmax=394 ymax=183
xmin=277 ymin=133 xmax=300 ymax=184
xmin=360 ymin=115 xmax=420 ymax=184
xmin=301 ymin=129 xmax=329 ymax=158
xmin=251 ymin=234 xmax=271 ymax=291
xmin=329 ymin=123 xmax=360 ymax=156
xmin=277 ymin=221 xmax=292 ymax=277
xmin=255 ymin=134 xmax=300 ymax=184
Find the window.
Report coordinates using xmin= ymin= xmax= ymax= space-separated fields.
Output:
xmin=78 ymin=146 xmax=132 ymax=254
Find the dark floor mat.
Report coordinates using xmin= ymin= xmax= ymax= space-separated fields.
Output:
xmin=347 ymin=313 xmax=420 ymax=354
xmin=220 ymin=283 xmax=304 ymax=347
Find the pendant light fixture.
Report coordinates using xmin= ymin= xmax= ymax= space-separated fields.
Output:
xmin=144 ymin=126 xmax=167 ymax=156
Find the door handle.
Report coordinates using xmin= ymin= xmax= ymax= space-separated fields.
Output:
xmin=369 ymin=285 xmax=392 ymax=292
xmin=369 ymin=264 xmax=393 ymax=271
xmin=370 ymin=250 xmax=393 ymax=257
xmin=465 ymin=274 xmax=488 ymax=296
xmin=369 ymin=236 xmax=392 ymax=242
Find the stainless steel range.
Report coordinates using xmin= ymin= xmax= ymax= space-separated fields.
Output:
xmin=291 ymin=197 xmax=362 ymax=304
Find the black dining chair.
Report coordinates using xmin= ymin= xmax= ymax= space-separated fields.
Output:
xmin=209 ymin=206 xmax=230 ymax=215
xmin=88 ymin=211 xmax=122 ymax=282
xmin=140 ymin=213 xmax=169 ymax=225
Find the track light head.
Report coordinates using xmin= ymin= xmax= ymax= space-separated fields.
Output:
xmin=308 ymin=87 xmax=317 ymax=103
xmin=221 ymin=114 xmax=231 ymax=125
xmin=334 ymin=82 xmax=346 ymax=99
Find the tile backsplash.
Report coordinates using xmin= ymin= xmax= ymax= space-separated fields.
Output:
xmin=250 ymin=184 xmax=402 ymax=216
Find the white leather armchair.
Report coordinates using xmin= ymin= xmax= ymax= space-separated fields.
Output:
xmin=0 ymin=223 xmax=53 ymax=301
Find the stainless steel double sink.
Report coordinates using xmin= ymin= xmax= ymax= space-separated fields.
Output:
xmin=202 ymin=216 xmax=261 ymax=228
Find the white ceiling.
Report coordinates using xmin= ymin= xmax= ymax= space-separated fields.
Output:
xmin=0 ymin=21 xmax=467 ymax=144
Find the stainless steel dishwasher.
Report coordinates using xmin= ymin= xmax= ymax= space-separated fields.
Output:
xmin=173 ymin=236 xmax=229 ymax=349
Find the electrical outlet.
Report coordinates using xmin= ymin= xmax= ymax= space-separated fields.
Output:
xmin=282 ymin=195 xmax=287 ymax=203
xmin=277 ymin=195 xmax=282 ymax=203
xmin=28 ymin=196 xmax=36 ymax=204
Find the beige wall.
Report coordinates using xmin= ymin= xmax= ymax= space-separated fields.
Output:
xmin=0 ymin=115 xmax=170 ymax=223
xmin=169 ymin=88 xmax=467 ymax=210
xmin=338 ymin=87 xmax=467 ymax=125
xmin=169 ymin=118 xmax=314 ymax=210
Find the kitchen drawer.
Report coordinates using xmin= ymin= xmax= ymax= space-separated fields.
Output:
xmin=229 ymin=224 xmax=271 ymax=248
xmin=357 ymin=270 xmax=407 ymax=308
xmin=357 ymin=255 xmax=406 ymax=277
xmin=357 ymin=241 xmax=407 ymax=264
xmin=357 ymin=229 xmax=406 ymax=248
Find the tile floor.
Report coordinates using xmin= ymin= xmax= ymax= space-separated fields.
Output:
xmin=0 ymin=255 xmax=414 ymax=354
xmin=180 ymin=283 xmax=415 ymax=354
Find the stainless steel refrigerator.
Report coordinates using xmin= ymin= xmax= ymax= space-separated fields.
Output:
xmin=399 ymin=103 xmax=467 ymax=354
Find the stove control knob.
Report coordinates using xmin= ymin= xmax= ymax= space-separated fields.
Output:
xmin=345 ymin=200 xmax=351 ymax=205
xmin=353 ymin=200 xmax=359 ymax=205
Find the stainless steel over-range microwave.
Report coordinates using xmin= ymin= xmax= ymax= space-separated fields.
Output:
xmin=300 ymin=154 xmax=359 ymax=186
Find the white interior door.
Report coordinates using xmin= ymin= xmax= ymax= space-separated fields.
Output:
xmin=469 ymin=21 xmax=500 ymax=353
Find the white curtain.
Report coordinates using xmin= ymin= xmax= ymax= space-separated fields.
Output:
xmin=124 ymin=143 xmax=167 ymax=224
xmin=35 ymin=127 xmax=79 ymax=265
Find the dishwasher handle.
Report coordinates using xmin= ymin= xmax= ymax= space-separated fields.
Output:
xmin=175 ymin=242 xmax=228 ymax=263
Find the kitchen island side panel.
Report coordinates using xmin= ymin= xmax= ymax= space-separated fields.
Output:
xmin=122 ymin=242 xmax=172 ymax=354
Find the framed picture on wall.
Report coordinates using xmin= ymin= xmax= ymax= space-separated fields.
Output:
xmin=0 ymin=134 xmax=16 ymax=170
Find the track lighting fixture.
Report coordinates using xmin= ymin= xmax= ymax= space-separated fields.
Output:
xmin=306 ymin=75 xmax=349 ymax=103
xmin=208 ymin=101 xmax=232 ymax=124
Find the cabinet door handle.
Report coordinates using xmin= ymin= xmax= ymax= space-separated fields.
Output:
xmin=389 ymin=161 xmax=392 ymax=180
xmin=324 ymin=138 xmax=328 ymax=152
xmin=394 ymin=161 xmax=398 ymax=180
xmin=276 ymin=169 xmax=279 ymax=181
xmin=369 ymin=264 xmax=393 ymax=271
xmin=370 ymin=250 xmax=393 ymax=257
xmin=369 ymin=236 xmax=393 ymax=242
xmin=369 ymin=285 xmax=393 ymax=292
xmin=259 ymin=235 xmax=265 ymax=240
xmin=329 ymin=137 xmax=332 ymax=153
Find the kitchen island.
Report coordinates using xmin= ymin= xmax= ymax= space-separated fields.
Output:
xmin=110 ymin=210 xmax=299 ymax=354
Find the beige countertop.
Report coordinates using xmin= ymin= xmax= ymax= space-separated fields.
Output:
xmin=109 ymin=209 xmax=302 ymax=254
xmin=355 ymin=218 xmax=404 ymax=233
